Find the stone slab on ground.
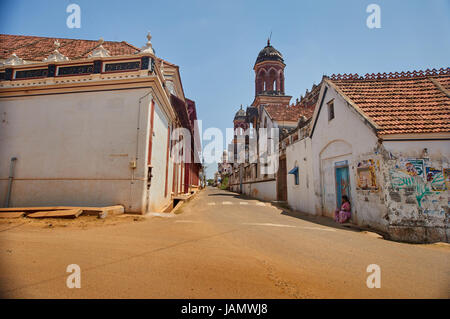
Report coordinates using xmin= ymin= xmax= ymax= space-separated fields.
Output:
xmin=27 ymin=209 xmax=83 ymax=219
xmin=0 ymin=212 xmax=25 ymax=218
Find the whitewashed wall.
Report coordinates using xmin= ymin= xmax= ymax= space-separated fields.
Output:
xmin=241 ymin=180 xmax=276 ymax=201
xmin=286 ymin=137 xmax=315 ymax=214
xmin=147 ymin=100 xmax=173 ymax=212
xmin=0 ymin=88 xmax=172 ymax=213
xmin=310 ymin=84 xmax=384 ymax=228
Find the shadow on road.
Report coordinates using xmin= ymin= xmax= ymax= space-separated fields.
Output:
xmin=207 ymin=193 xmax=240 ymax=197
xmin=206 ymin=187 xmax=388 ymax=238
xmin=279 ymin=207 xmax=388 ymax=238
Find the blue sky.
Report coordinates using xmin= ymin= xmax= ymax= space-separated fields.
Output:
xmin=1 ymin=0 xmax=449 ymax=178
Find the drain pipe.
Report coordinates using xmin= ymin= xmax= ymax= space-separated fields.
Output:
xmin=5 ymin=157 xmax=17 ymax=207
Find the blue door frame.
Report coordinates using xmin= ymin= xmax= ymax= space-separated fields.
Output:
xmin=335 ymin=162 xmax=350 ymax=208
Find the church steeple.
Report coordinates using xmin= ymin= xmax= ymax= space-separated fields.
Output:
xmin=254 ymin=40 xmax=285 ymax=96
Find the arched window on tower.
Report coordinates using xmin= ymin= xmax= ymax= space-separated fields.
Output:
xmin=268 ymin=69 xmax=277 ymax=92
xmin=256 ymin=69 xmax=267 ymax=94
xmin=273 ymin=80 xmax=276 ymax=91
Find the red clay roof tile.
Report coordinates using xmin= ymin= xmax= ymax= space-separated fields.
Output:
xmin=0 ymin=34 xmax=140 ymax=61
xmin=328 ymin=68 xmax=450 ymax=135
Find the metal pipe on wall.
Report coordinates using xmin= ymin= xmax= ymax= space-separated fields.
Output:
xmin=4 ymin=157 xmax=17 ymax=207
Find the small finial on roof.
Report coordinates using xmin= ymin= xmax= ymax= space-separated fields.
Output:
xmin=44 ymin=40 xmax=69 ymax=62
xmin=140 ymin=31 xmax=155 ymax=55
xmin=4 ymin=52 xmax=24 ymax=65
xmin=88 ymin=37 xmax=110 ymax=58
xmin=54 ymin=40 xmax=60 ymax=50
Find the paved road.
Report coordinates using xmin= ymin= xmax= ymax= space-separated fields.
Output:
xmin=0 ymin=187 xmax=448 ymax=298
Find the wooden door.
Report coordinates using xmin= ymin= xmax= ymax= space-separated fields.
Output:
xmin=277 ymin=157 xmax=287 ymax=201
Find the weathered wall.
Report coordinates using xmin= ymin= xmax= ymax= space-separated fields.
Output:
xmin=378 ymin=140 xmax=450 ymax=243
xmin=242 ymin=179 xmax=277 ymax=201
xmin=307 ymin=83 xmax=449 ymax=242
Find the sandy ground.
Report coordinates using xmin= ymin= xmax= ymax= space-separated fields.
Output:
xmin=0 ymin=214 xmax=146 ymax=230
xmin=0 ymin=187 xmax=449 ymax=298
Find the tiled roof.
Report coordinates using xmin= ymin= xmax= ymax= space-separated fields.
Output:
xmin=0 ymin=34 xmax=140 ymax=61
xmin=265 ymin=83 xmax=320 ymax=123
xmin=328 ymin=68 xmax=450 ymax=135
xmin=265 ymin=104 xmax=305 ymax=122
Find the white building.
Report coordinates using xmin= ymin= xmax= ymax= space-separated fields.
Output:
xmin=286 ymin=69 xmax=450 ymax=243
xmin=0 ymin=33 xmax=201 ymax=213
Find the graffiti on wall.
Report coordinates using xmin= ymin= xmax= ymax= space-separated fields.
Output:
xmin=399 ymin=159 xmax=425 ymax=178
xmin=390 ymin=158 xmax=447 ymax=208
xmin=390 ymin=171 xmax=430 ymax=208
xmin=443 ymin=168 xmax=450 ymax=189
xmin=425 ymin=167 xmax=446 ymax=191
xmin=356 ymin=159 xmax=379 ymax=191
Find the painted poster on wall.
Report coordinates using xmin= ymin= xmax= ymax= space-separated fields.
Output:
xmin=356 ymin=159 xmax=378 ymax=191
xmin=399 ymin=159 xmax=425 ymax=178
xmin=444 ymin=168 xmax=450 ymax=189
xmin=426 ymin=167 xmax=446 ymax=191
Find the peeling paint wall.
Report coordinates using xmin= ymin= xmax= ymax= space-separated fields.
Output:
xmin=305 ymin=82 xmax=450 ymax=243
xmin=379 ymin=141 xmax=450 ymax=243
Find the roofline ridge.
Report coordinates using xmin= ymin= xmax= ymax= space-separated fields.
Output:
xmin=0 ymin=33 xmax=135 ymax=44
xmin=121 ymin=41 xmax=140 ymax=51
xmin=329 ymin=67 xmax=450 ymax=81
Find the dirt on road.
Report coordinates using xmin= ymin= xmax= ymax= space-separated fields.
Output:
xmin=0 ymin=188 xmax=449 ymax=299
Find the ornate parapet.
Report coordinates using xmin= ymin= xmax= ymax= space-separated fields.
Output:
xmin=329 ymin=68 xmax=450 ymax=81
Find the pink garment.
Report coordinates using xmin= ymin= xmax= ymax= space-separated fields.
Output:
xmin=334 ymin=201 xmax=351 ymax=223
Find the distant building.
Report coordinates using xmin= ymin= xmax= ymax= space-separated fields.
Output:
xmin=228 ymin=39 xmax=314 ymax=201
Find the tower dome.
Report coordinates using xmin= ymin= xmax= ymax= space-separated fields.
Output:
xmin=234 ymin=105 xmax=246 ymax=120
xmin=255 ymin=39 xmax=284 ymax=65
xmin=253 ymin=39 xmax=286 ymax=96
xmin=233 ymin=105 xmax=249 ymax=131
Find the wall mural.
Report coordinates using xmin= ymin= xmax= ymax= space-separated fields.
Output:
xmin=399 ymin=159 xmax=425 ymax=178
xmin=443 ymin=168 xmax=450 ymax=189
xmin=356 ymin=159 xmax=379 ymax=191
xmin=389 ymin=158 xmax=447 ymax=208
xmin=426 ymin=167 xmax=446 ymax=191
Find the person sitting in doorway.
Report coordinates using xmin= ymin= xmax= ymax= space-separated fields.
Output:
xmin=334 ymin=195 xmax=351 ymax=224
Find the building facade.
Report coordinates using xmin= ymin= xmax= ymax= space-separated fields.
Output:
xmin=0 ymin=33 xmax=201 ymax=213
xmin=228 ymin=40 xmax=312 ymax=201
xmin=285 ymin=69 xmax=450 ymax=243
xmin=225 ymin=38 xmax=449 ymax=243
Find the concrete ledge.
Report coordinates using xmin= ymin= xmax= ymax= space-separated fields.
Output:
xmin=270 ymin=201 xmax=390 ymax=240
xmin=0 ymin=205 xmax=124 ymax=219
xmin=170 ymin=189 xmax=202 ymax=214
xmin=388 ymin=225 xmax=449 ymax=244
